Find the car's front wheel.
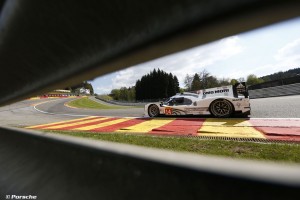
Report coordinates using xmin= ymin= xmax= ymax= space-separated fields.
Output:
xmin=148 ymin=104 xmax=160 ymax=117
xmin=210 ymin=99 xmax=233 ymax=118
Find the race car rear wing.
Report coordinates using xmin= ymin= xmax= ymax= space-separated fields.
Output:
xmin=233 ymin=82 xmax=249 ymax=98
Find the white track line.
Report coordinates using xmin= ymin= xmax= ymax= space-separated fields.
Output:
xmin=33 ymin=99 xmax=140 ymax=118
xmin=33 ymin=99 xmax=91 ymax=117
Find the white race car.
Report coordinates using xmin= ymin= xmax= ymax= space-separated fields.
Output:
xmin=145 ymin=82 xmax=251 ymax=118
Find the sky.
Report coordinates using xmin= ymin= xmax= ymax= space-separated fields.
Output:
xmin=92 ymin=17 xmax=300 ymax=95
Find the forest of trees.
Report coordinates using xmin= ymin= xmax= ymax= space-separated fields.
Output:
xmin=135 ymin=69 xmax=180 ymax=100
xmin=184 ymin=67 xmax=300 ymax=90
xmin=110 ymin=87 xmax=136 ymax=101
xmin=260 ymin=67 xmax=300 ymax=82
xmin=243 ymin=67 xmax=300 ymax=86
xmin=184 ymin=69 xmax=238 ymax=91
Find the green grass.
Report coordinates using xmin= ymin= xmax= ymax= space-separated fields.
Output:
xmin=68 ymin=97 xmax=130 ymax=109
xmin=47 ymin=130 xmax=300 ymax=163
xmin=97 ymin=95 xmax=113 ymax=101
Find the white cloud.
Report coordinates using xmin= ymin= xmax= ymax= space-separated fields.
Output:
xmin=274 ymin=38 xmax=300 ymax=66
xmin=219 ymin=36 xmax=243 ymax=59
xmin=244 ymin=38 xmax=300 ymax=78
xmin=110 ymin=36 xmax=243 ymax=88
xmin=96 ymin=86 xmax=112 ymax=95
xmin=111 ymin=68 xmax=138 ymax=89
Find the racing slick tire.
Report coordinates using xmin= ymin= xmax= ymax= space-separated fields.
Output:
xmin=209 ymin=99 xmax=234 ymax=118
xmin=148 ymin=104 xmax=160 ymax=117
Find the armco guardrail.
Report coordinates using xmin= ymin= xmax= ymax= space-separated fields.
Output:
xmin=249 ymin=83 xmax=300 ymax=99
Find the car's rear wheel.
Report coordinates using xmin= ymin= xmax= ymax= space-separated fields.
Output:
xmin=210 ymin=99 xmax=233 ymax=118
xmin=148 ymin=104 xmax=160 ymax=117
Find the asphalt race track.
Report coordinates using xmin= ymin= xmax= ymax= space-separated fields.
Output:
xmin=1 ymin=95 xmax=300 ymax=126
xmin=0 ymin=95 xmax=300 ymax=142
xmin=250 ymin=95 xmax=300 ymax=118
xmin=36 ymin=95 xmax=300 ymax=118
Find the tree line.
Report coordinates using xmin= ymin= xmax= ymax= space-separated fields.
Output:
xmin=260 ymin=67 xmax=300 ymax=82
xmin=184 ymin=69 xmax=240 ymax=91
xmin=183 ymin=69 xmax=283 ymax=91
xmin=241 ymin=67 xmax=300 ymax=86
xmin=108 ymin=69 xmax=179 ymax=101
xmin=135 ymin=69 xmax=180 ymax=100
xmin=110 ymin=87 xmax=135 ymax=101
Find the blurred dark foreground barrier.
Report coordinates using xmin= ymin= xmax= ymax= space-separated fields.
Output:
xmin=1 ymin=126 xmax=300 ymax=200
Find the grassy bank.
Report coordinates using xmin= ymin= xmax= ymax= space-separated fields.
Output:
xmin=47 ymin=130 xmax=300 ymax=163
xmin=97 ymin=95 xmax=113 ymax=101
xmin=67 ymin=97 xmax=130 ymax=109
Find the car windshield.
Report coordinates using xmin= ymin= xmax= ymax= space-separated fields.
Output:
xmin=163 ymin=97 xmax=193 ymax=106
xmin=163 ymin=98 xmax=173 ymax=105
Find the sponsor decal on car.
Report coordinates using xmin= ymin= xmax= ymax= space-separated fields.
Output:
xmin=232 ymin=98 xmax=243 ymax=101
xmin=203 ymin=89 xmax=230 ymax=95
xmin=164 ymin=107 xmax=173 ymax=115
